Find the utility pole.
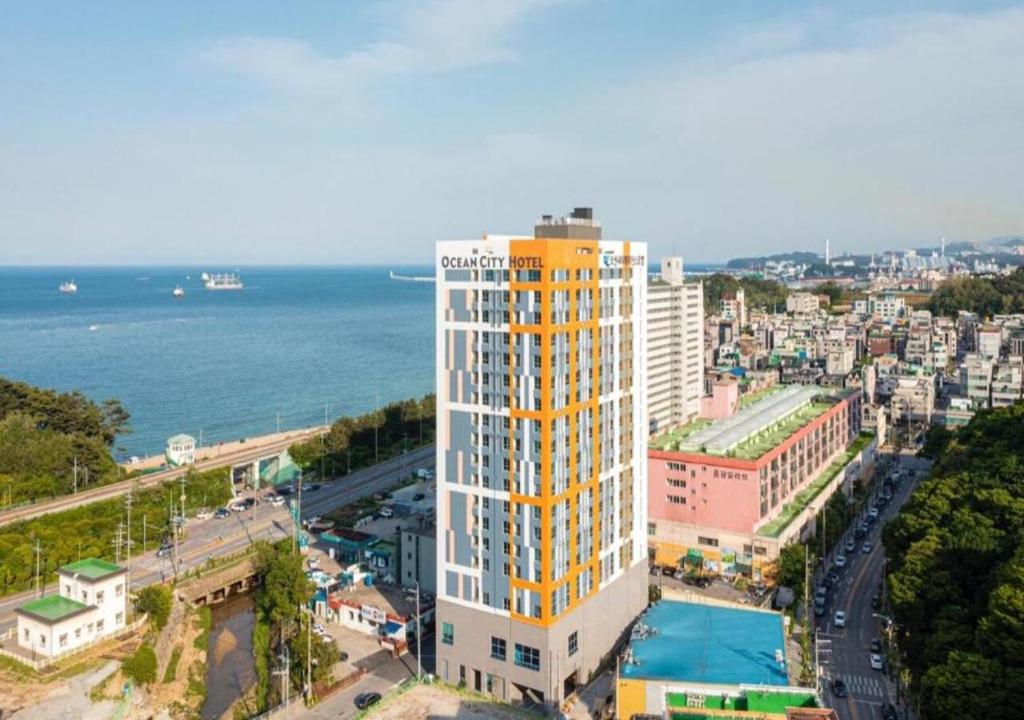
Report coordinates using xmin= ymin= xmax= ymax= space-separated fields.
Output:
xmin=125 ymin=490 xmax=133 ymax=598
xmin=321 ymin=403 xmax=327 ymax=481
xmin=143 ymin=514 xmax=147 ymax=553
xmin=306 ymin=610 xmax=312 ymax=702
xmin=375 ymin=392 xmax=380 ymax=463
xmin=73 ymin=456 xmax=78 ymax=494
xmin=415 ymin=581 xmax=422 ymax=680
xmin=272 ymin=639 xmax=291 ymax=719
xmin=33 ymin=539 xmax=42 ymax=598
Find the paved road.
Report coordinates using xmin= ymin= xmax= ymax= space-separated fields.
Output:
xmin=0 ymin=427 xmax=326 ymax=526
xmin=817 ymin=450 xmax=929 ymax=720
xmin=0 ymin=445 xmax=436 ymax=636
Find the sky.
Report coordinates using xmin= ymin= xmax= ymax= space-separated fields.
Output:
xmin=1 ymin=0 xmax=1022 ymax=265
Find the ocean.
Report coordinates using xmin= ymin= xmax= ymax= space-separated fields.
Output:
xmin=0 ymin=267 xmax=436 ymax=457
xmin=0 ymin=262 xmax=724 ymax=458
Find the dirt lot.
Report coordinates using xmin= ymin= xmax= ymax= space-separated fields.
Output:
xmin=366 ymin=683 xmax=536 ymax=720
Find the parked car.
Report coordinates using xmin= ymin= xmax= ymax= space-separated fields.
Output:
xmin=831 ymin=678 xmax=847 ymax=698
xmin=835 ymin=554 xmax=847 ymax=568
xmin=195 ymin=509 xmax=211 ymax=520
xmin=871 ymin=593 xmax=882 ymax=610
xmin=871 ymin=638 xmax=883 ymax=653
xmin=854 ymin=524 xmax=868 ymax=539
xmin=870 ymin=653 xmax=885 ymax=671
xmin=862 ymin=541 xmax=874 ymax=554
xmin=214 ymin=508 xmax=231 ymax=519
xmin=379 ymin=506 xmax=395 ymax=519
xmin=355 ymin=693 xmax=382 ymax=710
xmin=881 ymin=702 xmax=898 ymax=720
xmin=834 ymin=611 xmax=846 ymax=628
xmin=845 ymin=538 xmax=856 ymax=553
xmin=412 ymin=492 xmax=426 ymax=502
xmin=308 ymin=556 xmax=320 ymax=569
xmin=268 ymin=495 xmax=285 ymax=506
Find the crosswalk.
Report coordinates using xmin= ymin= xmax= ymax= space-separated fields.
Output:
xmin=837 ymin=673 xmax=886 ymax=698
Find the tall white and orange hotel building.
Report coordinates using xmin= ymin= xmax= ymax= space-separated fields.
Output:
xmin=435 ymin=208 xmax=648 ymax=709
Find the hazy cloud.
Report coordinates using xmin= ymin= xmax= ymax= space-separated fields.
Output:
xmin=200 ymin=0 xmax=562 ymax=96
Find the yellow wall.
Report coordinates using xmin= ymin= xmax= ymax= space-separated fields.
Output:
xmin=616 ymin=678 xmax=648 ymax=720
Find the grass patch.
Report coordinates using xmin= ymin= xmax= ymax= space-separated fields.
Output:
xmin=0 ymin=652 xmax=36 ymax=679
xmin=163 ymin=645 xmax=182 ymax=683
xmin=186 ymin=659 xmax=207 ymax=701
xmin=193 ymin=606 xmax=212 ymax=651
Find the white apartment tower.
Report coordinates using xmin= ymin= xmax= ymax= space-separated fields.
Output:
xmin=435 ymin=208 xmax=648 ymax=709
xmin=647 ymin=257 xmax=705 ymax=433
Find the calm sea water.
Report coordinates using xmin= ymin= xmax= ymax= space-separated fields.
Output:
xmin=0 ymin=267 xmax=435 ymax=457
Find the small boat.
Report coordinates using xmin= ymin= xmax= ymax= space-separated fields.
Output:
xmin=89 ymin=324 xmax=99 ymax=331
xmin=200 ymin=272 xmax=211 ymax=282
xmin=59 ymin=280 xmax=78 ymax=294
xmin=173 ymin=285 xmax=185 ymax=299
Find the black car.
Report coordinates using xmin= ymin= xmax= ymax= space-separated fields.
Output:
xmin=156 ymin=541 xmax=173 ymax=558
xmin=214 ymin=508 xmax=231 ymax=519
xmin=881 ymin=702 xmax=898 ymax=720
xmin=412 ymin=492 xmax=426 ymax=501
xmin=307 ymin=482 xmax=321 ymax=492
xmin=354 ymin=692 xmax=381 ymax=709
xmin=870 ymin=638 xmax=883 ymax=653
xmin=854 ymin=525 xmax=867 ymax=539
xmin=871 ymin=593 xmax=882 ymax=610
xmin=831 ymin=678 xmax=848 ymax=698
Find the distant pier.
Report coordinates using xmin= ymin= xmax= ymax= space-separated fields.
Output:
xmin=389 ymin=270 xmax=435 ymax=283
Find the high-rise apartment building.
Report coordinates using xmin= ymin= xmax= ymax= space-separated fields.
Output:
xmin=434 ymin=208 xmax=648 ymax=708
xmin=647 ymin=258 xmax=704 ymax=433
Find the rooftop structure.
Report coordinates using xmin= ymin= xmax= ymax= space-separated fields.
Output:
xmin=16 ymin=595 xmax=91 ymax=624
xmin=616 ymin=598 xmax=819 ymax=719
xmin=58 ymin=558 xmax=125 ymax=582
xmin=621 ymin=600 xmax=789 ymax=686
xmin=653 ymin=385 xmax=847 ymax=461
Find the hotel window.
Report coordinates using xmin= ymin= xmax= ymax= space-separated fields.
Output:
xmin=115 ymin=583 xmax=124 ymax=597
xmin=647 ymin=523 xmax=657 ymax=536
xmin=442 ymin=622 xmax=454 ymax=645
xmin=59 ymin=634 xmax=68 ymax=648
xmin=568 ymin=631 xmax=578 ymax=656
xmin=514 ymin=643 xmax=541 ymax=671
xmin=697 ymin=535 xmax=719 ymax=548
xmin=75 ymin=627 xmax=81 ymax=639
xmin=96 ymin=619 xmax=105 ymax=632
xmin=96 ymin=590 xmax=105 ymax=605
xmin=22 ymin=628 xmax=28 ymax=641
xmin=491 ymin=636 xmax=507 ymax=661
xmin=116 ymin=612 xmax=124 ymax=625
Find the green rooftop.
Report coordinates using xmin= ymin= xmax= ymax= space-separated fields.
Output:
xmin=650 ymin=418 xmax=714 ymax=452
xmin=17 ymin=594 xmax=90 ymax=622
xmin=59 ymin=558 xmax=123 ymax=581
xmin=729 ymin=401 xmax=831 ymax=460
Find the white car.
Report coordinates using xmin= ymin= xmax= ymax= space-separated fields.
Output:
xmin=194 ymin=509 xmax=211 ymax=520
xmin=835 ymin=554 xmax=847 ymax=568
xmin=845 ymin=538 xmax=856 ymax=553
xmin=313 ymin=622 xmax=326 ymax=635
xmin=269 ymin=495 xmax=285 ymax=507
xmin=862 ymin=542 xmax=874 ymax=554
xmin=307 ymin=556 xmax=320 ymax=569
xmin=870 ymin=653 xmax=884 ymax=671
xmin=834 ymin=611 xmax=846 ymax=628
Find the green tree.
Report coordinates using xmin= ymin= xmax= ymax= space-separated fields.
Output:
xmin=136 ymin=584 xmax=173 ymax=631
xmin=290 ymin=624 xmax=341 ymax=690
xmin=918 ymin=425 xmax=953 ymax=460
xmin=776 ymin=543 xmax=812 ymax=600
xmin=122 ymin=644 xmax=158 ymax=685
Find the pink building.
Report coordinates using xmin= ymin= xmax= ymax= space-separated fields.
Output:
xmin=648 ymin=385 xmax=865 ymax=577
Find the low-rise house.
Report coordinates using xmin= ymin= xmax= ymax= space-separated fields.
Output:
xmin=16 ymin=558 xmax=128 ymax=659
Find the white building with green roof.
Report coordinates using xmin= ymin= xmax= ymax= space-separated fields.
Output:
xmin=166 ymin=433 xmax=197 ymax=467
xmin=16 ymin=558 xmax=128 ymax=659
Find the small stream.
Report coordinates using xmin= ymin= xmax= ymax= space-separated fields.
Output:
xmin=201 ymin=594 xmax=257 ymax=720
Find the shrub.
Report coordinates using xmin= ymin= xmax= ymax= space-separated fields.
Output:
xmin=122 ymin=644 xmax=157 ymax=685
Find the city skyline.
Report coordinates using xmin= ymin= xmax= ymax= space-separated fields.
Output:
xmin=2 ymin=1 xmax=1023 ymax=265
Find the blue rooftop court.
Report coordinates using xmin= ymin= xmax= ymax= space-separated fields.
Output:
xmin=621 ymin=600 xmax=789 ymax=687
